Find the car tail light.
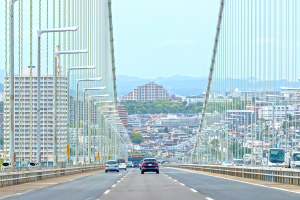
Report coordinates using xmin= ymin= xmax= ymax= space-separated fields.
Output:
xmin=105 ymin=165 xmax=109 ymax=167
xmin=142 ymin=163 xmax=147 ymax=166
xmin=115 ymin=165 xmax=118 ymax=167
xmin=153 ymin=163 xmax=158 ymax=165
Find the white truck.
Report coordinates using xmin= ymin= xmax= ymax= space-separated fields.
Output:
xmin=286 ymin=152 xmax=300 ymax=168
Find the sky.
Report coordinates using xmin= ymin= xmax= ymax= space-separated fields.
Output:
xmin=0 ymin=0 xmax=219 ymax=79
xmin=112 ymin=0 xmax=220 ymax=79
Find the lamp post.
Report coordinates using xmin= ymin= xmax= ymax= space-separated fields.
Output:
xmin=66 ymin=66 xmax=96 ymax=164
xmin=84 ymin=94 xmax=110 ymax=164
xmin=111 ymin=123 xmax=123 ymax=159
xmin=101 ymin=111 xmax=118 ymax=162
xmin=36 ymin=27 xmax=78 ymax=164
xmin=75 ymin=78 xmax=101 ymax=164
xmin=53 ymin=50 xmax=88 ymax=166
xmin=9 ymin=0 xmax=18 ymax=164
xmin=100 ymin=114 xmax=119 ymax=163
xmin=93 ymin=101 xmax=113 ymax=163
xmin=81 ymin=90 xmax=107 ymax=164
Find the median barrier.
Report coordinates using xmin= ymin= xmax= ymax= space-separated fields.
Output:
xmin=0 ymin=164 xmax=105 ymax=187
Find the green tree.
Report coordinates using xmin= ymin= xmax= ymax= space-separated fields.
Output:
xmin=164 ymin=127 xmax=169 ymax=133
xmin=130 ymin=132 xmax=143 ymax=144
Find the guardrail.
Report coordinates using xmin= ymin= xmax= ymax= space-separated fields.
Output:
xmin=164 ymin=164 xmax=300 ymax=186
xmin=0 ymin=164 xmax=105 ymax=188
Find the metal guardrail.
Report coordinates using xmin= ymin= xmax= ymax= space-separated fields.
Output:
xmin=0 ymin=164 xmax=105 ymax=188
xmin=164 ymin=164 xmax=300 ymax=186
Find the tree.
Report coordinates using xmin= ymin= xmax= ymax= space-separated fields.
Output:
xmin=164 ymin=127 xmax=169 ymax=133
xmin=130 ymin=132 xmax=143 ymax=144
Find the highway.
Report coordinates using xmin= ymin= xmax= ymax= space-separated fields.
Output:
xmin=161 ymin=168 xmax=300 ymax=200
xmin=1 ymin=170 xmax=129 ymax=200
xmin=2 ymin=167 xmax=300 ymax=200
xmin=99 ymin=168 xmax=207 ymax=200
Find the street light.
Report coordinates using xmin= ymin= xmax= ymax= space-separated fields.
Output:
xmin=66 ymin=66 xmax=96 ymax=164
xmin=75 ymin=78 xmax=101 ymax=164
xmin=53 ymin=49 xmax=89 ymax=166
xmin=84 ymin=93 xmax=110 ymax=164
xmin=9 ymin=0 xmax=18 ymax=164
xmin=280 ymin=87 xmax=300 ymax=90
xmin=94 ymin=101 xmax=113 ymax=105
xmin=98 ymin=106 xmax=115 ymax=109
xmin=82 ymin=90 xmax=107 ymax=164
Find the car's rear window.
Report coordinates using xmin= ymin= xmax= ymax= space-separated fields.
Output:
xmin=106 ymin=161 xmax=117 ymax=165
xmin=117 ymin=159 xmax=125 ymax=163
xmin=144 ymin=159 xmax=156 ymax=162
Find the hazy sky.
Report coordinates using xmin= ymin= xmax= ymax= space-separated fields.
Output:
xmin=0 ymin=0 xmax=220 ymax=79
xmin=112 ymin=0 xmax=220 ymax=79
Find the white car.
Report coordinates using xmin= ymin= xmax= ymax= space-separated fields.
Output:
xmin=117 ymin=159 xmax=127 ymax=170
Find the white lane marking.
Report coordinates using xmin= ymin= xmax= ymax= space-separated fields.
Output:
xmin=180 ymin=183 xmax=185 ymax=186
xmin=84 ymin=197 xmax=94 ymax=200
xmin=165 ymin=168 xmax=300 ymax=195
xmin=174 ymin=180 xmax=178 ymax=182
xmin=190 ymin=189 xmax=197 ymax=193
xmin=206 ymin=198 xmax=214 ymax=200
xmin=104 ymin=190 xmax=110 ymax=194
xmin=112 ymin=184 xmax=116 ymax=187
xmin=117 ymin=181 xmax=120 ymax=182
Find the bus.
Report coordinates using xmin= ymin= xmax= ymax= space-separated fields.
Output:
xmin=267 ymin=148 xmax=286 ymax=167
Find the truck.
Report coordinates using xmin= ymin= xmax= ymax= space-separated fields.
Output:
xmin=286 ymin=151 xmax=300 ymax=168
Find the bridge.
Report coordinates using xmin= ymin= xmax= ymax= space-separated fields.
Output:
xmin=1 ymin=0 xmax=300 ymax=199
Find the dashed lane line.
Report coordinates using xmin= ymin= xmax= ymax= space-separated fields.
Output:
xmin=164 ymin=168 xmax=300 ymax=195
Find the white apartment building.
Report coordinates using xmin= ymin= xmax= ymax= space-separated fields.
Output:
xmin=4 ymin=67 xmax=67 ymax=163
xmin=258 ymin=105 xmax=296 ymax=120
xmin=121 ymin=82 xmax=169 ymax=102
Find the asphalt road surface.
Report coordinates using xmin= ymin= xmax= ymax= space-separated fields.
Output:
xmin=2 ymin=167 xmax=300 ymax=200
xmin=99 ymin=168 xmax=207 ymax=200
xmin=1 ymin=169 xmax=129 ymax=200
xmin=161 ymin=168 xmax=300 ymax=200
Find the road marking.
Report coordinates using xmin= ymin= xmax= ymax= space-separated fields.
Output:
xmin=84 ymin=197 xmax=94 ymax=200
xmin=180 ymin=183 xmax=185 ymax=186
xmin=112 ymin=184 xmax=116 ymax=187
xmin=190 ymin=188 xmax=197 ymax=192
xmin=117 ymin=181 xmax=120 ymax=182
xmin=174 ymin=180 xmax=178 ymax=182
xmin=206 ymin=198 xmax=214 ymax=200
xmin=104 ymin=190 xmax=110 ymax=194
xmin=165 ymin=168 xmax=300 ymax=195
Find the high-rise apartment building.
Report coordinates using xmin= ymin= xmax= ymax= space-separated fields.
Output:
xmin=4 ymin=67 xmax=67 ymax=163
xmin=121 ymin=82 xmax=169 ymax=102
xmin=118 ymin=105 xmax=128 ymax=125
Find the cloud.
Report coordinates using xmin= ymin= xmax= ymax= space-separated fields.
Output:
xmin=161 ymin=39 xmax=197 ymax=46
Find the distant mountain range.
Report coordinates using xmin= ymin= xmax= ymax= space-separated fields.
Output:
xmin=0 ymin=69 xmax=299 ymax=98
xmin=117 ymin=75 xmax=208 ymax=97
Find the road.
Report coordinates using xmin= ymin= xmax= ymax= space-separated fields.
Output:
xmin=2 ymin=167 xmax=300 ymax=200
xmin=1 ymin=169 xmax=129 ymax=200
xmin=99 ymin=168 xmax=207 ymax=200
xmin=161 ymin=168 xmax=300 ymax=200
